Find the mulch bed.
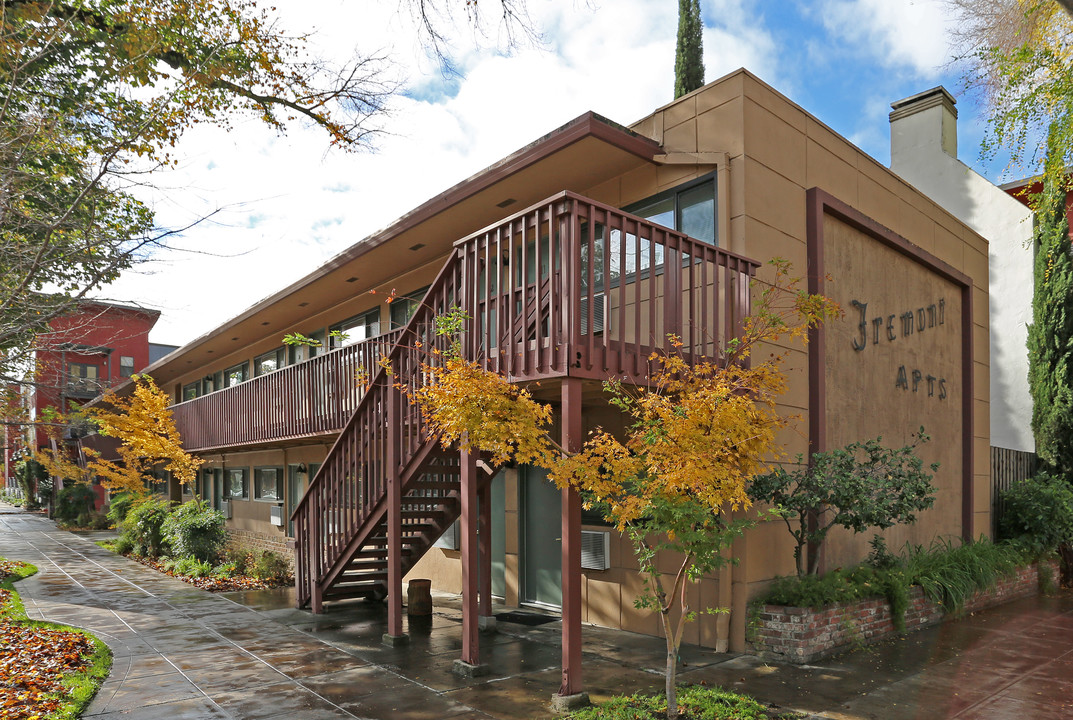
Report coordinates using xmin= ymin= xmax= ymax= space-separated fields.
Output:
xmin=0 ymin=561 xmax=93 ymax=720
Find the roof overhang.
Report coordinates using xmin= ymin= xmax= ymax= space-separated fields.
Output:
xmin=142 ymin=111 xmax=663 ymax=385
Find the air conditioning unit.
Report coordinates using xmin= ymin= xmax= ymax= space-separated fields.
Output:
xmin=579 ymin=293 xmax=607 ymax=335
xmin=580 ymin=530 xmax=611 ymax=571
xmin=269 ymin=504 xmax=284 ymax=527
xmin=221 ymin=501 xmax=232 ymax=519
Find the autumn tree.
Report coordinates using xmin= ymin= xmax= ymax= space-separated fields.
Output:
xmin=948 ymin=0 xmax=1073 ymax=196
xmin=0 ymin=0 xmax=544 ymax=387
xmin=413 ymin=261 xmax=838 ymax=719
xmin=674 ymin=0 xmax=704 ymax=98
xmin=83 ymin=375 xmax=202 ymax=495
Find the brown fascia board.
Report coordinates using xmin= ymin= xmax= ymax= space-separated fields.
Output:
xmin=139 ymin=111 xmax=662 ymax=378
xmin=78 ymin=298 xmax=161 ymax=319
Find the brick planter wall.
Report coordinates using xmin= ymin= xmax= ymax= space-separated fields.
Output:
xmin=750 ymin=561 xmax=1058 ymax=664
xmin=224 ymin=529 xmax=295 ymax=570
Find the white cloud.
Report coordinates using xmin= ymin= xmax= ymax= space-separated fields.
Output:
xmin=97 ymin=1 xmax=790 ymax=347
xmin=820 ymin=0 xmax=958 ymax=77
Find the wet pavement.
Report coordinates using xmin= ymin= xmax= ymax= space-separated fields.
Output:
xmin=2 ymin=505 xmax=1072 ymax=719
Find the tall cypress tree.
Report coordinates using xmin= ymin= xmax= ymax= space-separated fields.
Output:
xmin=674 ymin=0 xmax=704 ymax=99
xmin=1027 ymin=158 xmax=1073 ymax=474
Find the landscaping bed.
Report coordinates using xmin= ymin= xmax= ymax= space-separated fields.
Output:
xmin=561 ymin=685 xmax=802 ymax=720
xmin=97 ymin=540 xmax=292 ymax=593
xmin=0 ymin=558 xmax=111 ymax=719
xmin=750 ymin=550 xmax=1059 ymax=664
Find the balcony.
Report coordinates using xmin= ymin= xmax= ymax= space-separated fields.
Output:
xmin=170 ymin=191 xmax=760 ymax=455
xmin=170 ymin=330 xmax=401 ymax=452
xmin=455 ymin=191 xmax=761 ymax=384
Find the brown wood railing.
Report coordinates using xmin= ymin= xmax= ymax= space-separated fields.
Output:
xmin=291 ymin=190 xmax=760 ymax=609
xmin=458 ymin=191 xmax=759 ymax=384
xmin=170 ymin=330 xmax=401 ymax=451
xmin=293 ymin=257 xmax=463 ymax=609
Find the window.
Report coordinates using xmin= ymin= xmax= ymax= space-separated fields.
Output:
xmin=202 ymin=372 xmax=222 ymax=395
xmin=330 ymin=309 xmax=379 ymax=348
xmin=182 ymin=382 xmax=200 ymax=401
xmin=390 ymin=287 xmax=429 ymax=330
xmin=147 ymin=469 xmax=167 ymax=495
xmin=226 ymin=468 xmax=249 ymax=499
xmin=67 ymin=363 xmax=99 ymax=393
xmin=254 ymin=467 xmax=282 ymax=501
xmin=223 ymin=362 xmax=248 ymax=388
xmin=628 ymin=175 xmax=717 ymax=246
xmin=120 ymin=355 xmax=135 ymax=377
xmin=253 ymin=348 xmax=285 ymax=376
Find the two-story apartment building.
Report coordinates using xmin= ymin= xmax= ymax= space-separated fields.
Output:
xmin=116 ymin=69 xmax=990 ymax=690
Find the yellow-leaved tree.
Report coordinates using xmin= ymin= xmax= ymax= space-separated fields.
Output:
xmin=85 ymin=376 xmax=203 ymax=495
xmin=413 ymin=259 xmax=839 ymax=719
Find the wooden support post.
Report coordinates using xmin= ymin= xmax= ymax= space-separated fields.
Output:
xmin=459 ymin=449 xmax=481 ymax=666
xmin=478 ymin=480 xmax=492 ymax=619
xmin=383 ymin=383 xmax=407 ymax=646
xmin=558 ymin=378 xmax=585 ymax=699
xmin=310 ymin=510 xmax=323 ymax=615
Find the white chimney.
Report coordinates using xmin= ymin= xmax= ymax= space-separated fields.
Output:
xmin=889 ymin=86 xmax=958 ymax=160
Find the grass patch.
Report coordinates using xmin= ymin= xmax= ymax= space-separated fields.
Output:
xmin=0 ymin=556 xmax=112 ymax=719
xmin=562 ymin=685 xmax=801 ymax=720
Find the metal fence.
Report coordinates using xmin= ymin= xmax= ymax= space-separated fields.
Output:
xmin=991 ymin=446 xmax=1038 ymax=537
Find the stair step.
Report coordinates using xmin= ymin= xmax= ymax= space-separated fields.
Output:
xmin=365 ymin=536 xmax=419 ymax=547
xmin=339 ymin=570 xmax=387 ymax=582
xmin=323 ymin=583 xmax=386 ymax=600
xmin=408 ymin=480 xmax=461 ymax=491
xmin=400 ymin=509 xmax=447 ymax=519
xmin=345 ymin=558 xmax=387 ymax=570
xmin=353 ymin=547 xmax=413 ymax=558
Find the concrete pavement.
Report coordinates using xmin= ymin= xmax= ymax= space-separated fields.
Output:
xmin=2 ymin=505 xmax=1071 ymax=719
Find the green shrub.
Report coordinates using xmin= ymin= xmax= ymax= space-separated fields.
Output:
xmin=122 ymin=495 xmax=173 ymax=558
xmin=112 ymin=535 xmax=133 ymax=555
xmin=905 ymin=536 xmax=1023 ymax=611
xmin=162 ymin=500 xmax=226 ymax=563
xmin=106 ymin=492 xmax=138 ymax=529
xmin=176 ymin=556 xmax=213 ymax=578
xmin=998 ymin=473 xmax=1073 ymax=556
xmin=162 ymin=555 xmax=213 ymax=578
xmin=212 ymin=561 xmax=239 ymax=578
xmin=747 ymin=432 xmax=938 ymax=575
xmin=56 ymin=484 xmax=97 ymax=525
xmin=249 ymin=550 xmax=290 ymax=581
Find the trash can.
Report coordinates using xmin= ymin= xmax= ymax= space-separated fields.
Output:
xmin=407 ymin=578 xmax=432 ymax=616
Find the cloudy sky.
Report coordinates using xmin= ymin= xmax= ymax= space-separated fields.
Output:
xmin=105 ymin=0 xmax=1004 ymax=348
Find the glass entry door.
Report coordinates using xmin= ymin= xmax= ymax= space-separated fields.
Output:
xmin=522 ymin=466 xmax=562 ymax=608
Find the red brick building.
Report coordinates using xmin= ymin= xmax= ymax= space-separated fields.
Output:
xmin=3 ymin=301 xmax=176 ymax=503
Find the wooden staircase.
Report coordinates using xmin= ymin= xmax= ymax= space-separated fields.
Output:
xmin=291 ymin=191 xmax=760 ymax=613
xmin=320 ymin=453 xmax=465 ymax=603
xmin=291 ymin=250 xmax=470 ymax=610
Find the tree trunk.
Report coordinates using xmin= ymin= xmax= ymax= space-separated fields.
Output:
xmin=666 ymin=644 xmax=678 ymax=719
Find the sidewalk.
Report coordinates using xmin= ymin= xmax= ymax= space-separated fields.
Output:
xmin=2 ymin=505 xmax=1071 ymax=719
